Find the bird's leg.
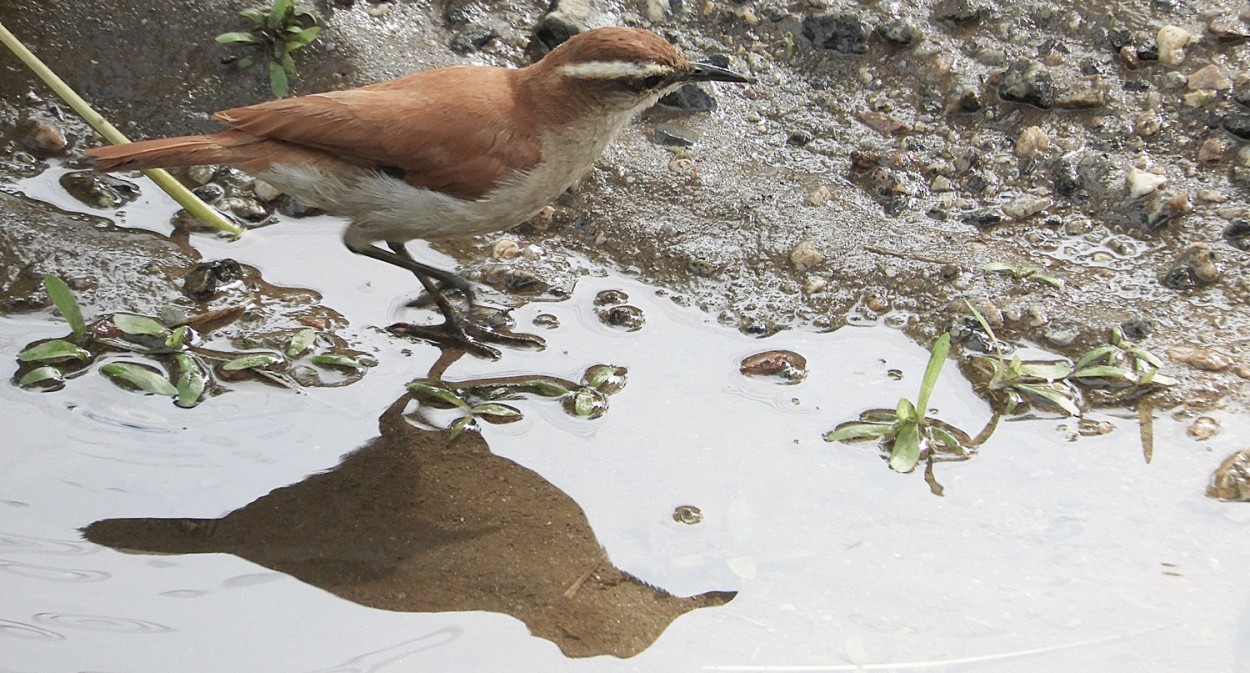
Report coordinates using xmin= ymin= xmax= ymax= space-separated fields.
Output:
xmin=346 ymin=241 xmax=544 ymax=359
xmin=386 ymin=241 xmax=475 ymax=304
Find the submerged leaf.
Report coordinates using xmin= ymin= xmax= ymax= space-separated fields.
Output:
xmin=1074 ymin=344 xmax=1121 ymax=369
xmin=100 ymin=362 xmax=177 ymax=397
xmin=18 ymin=339 xmax=90 ymax=363
xmin=407 ymin=381 xmax=469 ymax=408
xmin=174 ymin=353 xmax=207 ymax=408
xmin=42 ymin=274 xmax=85 ymax=342
xmin=823 ymin=422 xmax=892 ymax=443
xmin=222 ymin=352 xmax=284 ymax=371
xmin=1072 ymin=365 xmax=1134 ymax=381
xmin=888 ymin=421 xmax=922 ymax=473
xmin=1014 ymin=383 xmax=1081 ymax=416
xmin=113 ymin=313 xmax=170 ymax=337
xmin=308 ymin=354 xmax=364 ymax=370
xmin=1017 ymin=361 xmax=1074 ymax=381
xmin=216 ymin=31 xmax=263 ymax=44
xmin=448 ymin=415 xmax=475 ymax=440
xmin=286 ymin=328 xmax=316 ymax=357
xmin=18 ymin=366 xmax=64 ymax=388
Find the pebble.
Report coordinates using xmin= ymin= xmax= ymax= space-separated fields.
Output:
xmin=672 ymin=505 xmax=703 ymax=525
xmin=1163 ymin=242 xmax=1221 ymax=290
xmin=491 ymin=239 xmax=520 ymax=260
xmin=801 ymin=13 xmax=870 ymax=54
xmin=930 ymin=175 xmax=954 ymax=192
xmin=658 ymin=84 xmax=718 ymax=112
xmin=1044 ymin=327 xmax=1078 ymax=347
xmin=1198 ymin=138 xmax=1224 ymax=163
xmin=654 ymin=124 xmax=697 ymax=147
xmin=1156 ymin=25 xmax=1195 ymax=64
xmin=1223 ymin=220 xmax=1250 ymax=249
xmin=185 ymin=165 xmax=217 ymax=186
xmin=1187 ymin=416 xmax=1220 ymax=440
xmin=1168 ymin=344 xmax=1233 ymax=371
xmin=858 ymin=110 xmax=910 ymax=136
xmin=1134 ymin=112 xmax=1161 ymax=137
xmin=1127 ymin=168 xmax=1167 ymax=198
xmin=998 ymin=60 xmax=1054 ymax=108
xmin=1207 ymin=448 xmax=1250 ymax=501
xmin=806 ymin=185 xmax=832 ymax=206
xmin=1223 ymin=113 xmax=1250 ymax=140
xmin=803 ymin=277 xmax=828 ymax=294
xmin=1003 ymin=195 xmax=1051 ymax=219
xmin=740 ymin=350 xmax=809 ymax=384
xmin=449 ymin=24 xmax=498 ymax=54
xmin=23 ymin=120 xmax=67 ymax=156
xmin=252 ymin=179 xmax=283 ymax=202
xmin=790 ymin=240 xmax=823 ymax=271
xmin=1183 ymin=90 xmax=1218 ymax=107
xmin=1015 ymin=126 xmax=1050 ymax=156
xmin=596 ymin=305 xmax=645 ymax=331
xmin=1187 ymin=64 xmax=1232 ymax=91
xmin=878 ymin=18 xmax=921 ymax=45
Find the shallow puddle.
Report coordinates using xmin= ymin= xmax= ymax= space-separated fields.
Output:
xmin=3 ymin=174 xmax=1250 ymax=671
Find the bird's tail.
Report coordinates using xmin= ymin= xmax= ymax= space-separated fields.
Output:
xmin=88 ymin=132 xmax=256 ymax=172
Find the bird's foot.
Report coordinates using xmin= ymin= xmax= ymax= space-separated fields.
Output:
xmin=388 ymin=316 xmax=545 ymax=360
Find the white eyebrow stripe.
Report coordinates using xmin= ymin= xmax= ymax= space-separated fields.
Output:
xmin=557 ymin=61 xmax=674 ymax=79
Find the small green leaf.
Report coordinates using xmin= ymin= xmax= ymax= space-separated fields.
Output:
xmin=915 ymin=332 xmax=951 ymax=415
xmin=174 ymin=353 xmax=206 ymax=407
xmin=573 ymin=388 xmax=598 ymax=417
xmin=529 ymin=380 xmax=571 ymax=397
xmin=113 ymin=313 xmax=170 ymax=337
xmin=269 ymin=61 xmax=289 ymax=98
xmin=1014 ymin=383 xmax=1081 ymax=416
xmin=280 ymin=51 xmax=296 ymax=75
xmin=222 ymin=352 xmax=284 ymax=371
xmin=286 ymin=328 xmax=317 ymax=357
xmin=237 ymin=55 xmax=257 ymax=70
xmin=42 ymin=274 xmax=85 ymax=342
xmin=308 ymin=354 xmax=365 ymax=370
xmin=823 ymin=422 xmax=892 ymax=443
xmin=407 ymin=381 xmax=469 ymax=408
xmin=1030 ymin=274 xmax=1065 ymax=290
xmin=471 ymin=403 xmax=522 ymax=418
xmin=1017 ymin=361 xmax=1074 ymax=381
xmin=100 ymin=362 xmax=177 ymax=396
xmin=1074 ymin=345 xmax=1121 ymax=369
xmin=268 ymin=0 xmax=292 ymax=28
xmin=216 ymin=31 xmax=264 ymax=44
xmin=1072 ymin=365 xmax=1134 ymax=381
xmin=18 ymin=339 xmax=90 ymax=363
xmin=18 ymin=366 xmax=64 ymax=388
xmin=888 ymin=421 xmax=921 ymax=473
xmin=981 ymin=261 xmax=1017 ymax=274
xmin=895 ymin=397 xmax=917 ymax=423
xmin=448 ymin=415 xmax=474 ymax=440
xmin=861 ymin=408 xmax=899 ymax=424
xmin=927 ymin=426 xmax=967 ymax=454
xmin=1146 ymin=373 xmax=1179 ymax=387
xmin=239 ymin=8 xmax=266 ymax=24
xmin=165 ymin=326 xmax=192 ymax=350
xmin=1125 ymin=346 xmax=1164 ymax=369
xmin=286 ymin=26 xmax=320 ymax=48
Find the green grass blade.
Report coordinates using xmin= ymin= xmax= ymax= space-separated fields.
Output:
xmin=915 ymin=332 xmax=951 ymax=416
xmin=888 ymin=421 xmax=922 ymax=473
xmin=101 ymin=362 xmax=177 ymax=396
xmin=18 ymin=339 xmax=89 ymax=362
xmin=42 ymin=274 xmax=85 ymax=342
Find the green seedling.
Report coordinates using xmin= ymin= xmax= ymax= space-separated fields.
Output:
xmin=406 ymin=381 xmax=523 ymax=439
xmin=13 ymin=275 xmax=370 ymax=405
xmin=824 ymin=332 xmax=973 ymax=473
xmin=964 ymin=300 xmax=1081 ymax=416
xmin=982 ymin=261 xmax=1065 ymax=290
xmin=1072 ymin=326 xmax=1177 ymax=391
xmin=217 ymin=0 xmax=321 ymax=98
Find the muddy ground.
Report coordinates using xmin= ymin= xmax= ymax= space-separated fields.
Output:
xmin=2 ymin=0 xmax=1249 ymax=413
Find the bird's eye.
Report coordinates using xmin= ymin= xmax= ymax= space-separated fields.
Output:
xmin=642 ymin=74 xmax=665 ymax=89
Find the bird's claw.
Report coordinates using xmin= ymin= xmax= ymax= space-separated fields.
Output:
xmin=388 ymin=319 xmax=545 ymax=360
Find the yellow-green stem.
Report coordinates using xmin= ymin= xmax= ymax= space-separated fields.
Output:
xmin=0 ymin=21 xmax=244 ymax=237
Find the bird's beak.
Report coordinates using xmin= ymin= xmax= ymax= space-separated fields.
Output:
xmin=686 ymin=62 xmax=755 ymax=84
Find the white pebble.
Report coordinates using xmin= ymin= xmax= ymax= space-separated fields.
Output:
xmin=1127 ymin=168 xmax=1167 ymax=198
xmin=1157 ymin=25 xmax=1195 ymax=65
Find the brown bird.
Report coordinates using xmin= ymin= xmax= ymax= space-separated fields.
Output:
xmin=88 ymin=27 xmax=752 ymax=358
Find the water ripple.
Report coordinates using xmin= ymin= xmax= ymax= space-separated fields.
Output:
xmin=31 ymin=612 xmax=173 ymax=634
xmin=0 ymin=559 xmax=110 ymax=583
xmin=0 ymin=618 xmax=64 ymax=641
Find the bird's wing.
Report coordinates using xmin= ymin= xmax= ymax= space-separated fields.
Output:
xmin=213 ymin=69 xmax=542 ymax=200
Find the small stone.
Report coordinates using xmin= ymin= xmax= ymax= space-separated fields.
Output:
xmin=1161 ymin=242 xmax=1221 ymax=289
xmin=594 ymin=289 xmax=629 ymax=306
xmin=1054 ymin=80 xmax=1109 ymax=110
xmin=1187 ymin=64 xmax=1232 ymax=91
xmin=1044 ymin=327 xmax=1078 ymax=347
xmin=1015 ymin=126 xmax=1050 ymax=157
xmin=930 ymin=175 xmax=954 ymax=192
xmin=1078 ymin=419 xmax=1114 ymax=436
xmin=449 ymin=24 xmax=498 ymax=54
xmin=672 ymin=505 xmax=703 ymax=525
xmin=1120 ymin=318 xmax=1153 ymax=340
xmin=1127 ymin=168 xmax=1167 ymax=198
xmin=59 ymin=171 xmax=140 ymax=209
xmin=1223 ymin=220 xmax=1250 ymax=250
xmin=1156 ymin=25 xmax=1195 ymax=65
xmin=252 ymin=180 xmax=283 ymax=202
xmin=1003 ymin=195 xmax=1050 ymax=220
xmin=801 ymin=13 xmax=870 ymax=54
xmin=932 ymin=0 xmax=985 ymax=23
xmin=657 ymin=84 xmax=717 ymax=112
xmin=192 ymin=183 xmax=224 ymax=203
xmin=596 ymin=304 xmax=645 ymax=331
xmin=1207 ymin=16 xmax=1250 ymax=43
xmin=790 ymin=240 xmax=823 ymax=271
xmin=740 ymin=350 xmax=808 ymax=384
xmin=998 ymin=60 xmax=1054 ymax=108
xmin=1183 ymin=90 xmax=1218 ymax=107
xmin=803 ymin=277 xmax=828 ymax=294
xmin=1168 ymin=344 xmax=1233 ymax=371
xmin=787 ymin=129 xmax=813 ymax=146
xmin=1222 ymin=113 xmax=1250 ymax=140
xmin=1198 ymin=138 xmax=1224 ymax=163
xmin=1208 ymin=449 xmax=1250 ymax=502
xmin=23 ymin=120 xmax=67 ymax=156
xmin=532 ymin=313 xmax=560 ymax=329
xmin=183 ymin=259 xmax=243 ymax=300
xmin=654 ymin=124 xmax=698 ymax=147
xmin=878 ymin=18 xmax=921 ymax=45
xmin=1187 ymin=416 xmax=1220 ymax=441
xmin=1135 ymin=112 xmax=1162 ymax=137
xmin=806 ymin=185 xmax=832 ymax=206
xmin=185 ymin=165 xmax=217 ymax=186
xmin=858 ymin=110 xmax=910 ymax=136
xmin=221 ymin=197 xmax=268 ymax=222
xmin=491 ymin=239 xmax=520 ymax=260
